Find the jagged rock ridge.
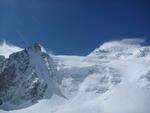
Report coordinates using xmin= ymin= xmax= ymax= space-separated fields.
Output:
xmin=0 ymin=43 xmax=57 ymax=110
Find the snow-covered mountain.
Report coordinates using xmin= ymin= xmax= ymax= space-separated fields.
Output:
xmin=0 ymin=43 xmax=62 ymax=110
xmin=0 ymin=39 xmax=150 ymax=113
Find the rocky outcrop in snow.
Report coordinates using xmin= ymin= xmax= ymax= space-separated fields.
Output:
xmin=0 ymin=43 xmax=58 ymax=110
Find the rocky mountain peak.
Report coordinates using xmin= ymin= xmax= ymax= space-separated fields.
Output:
xmin=26 ymin=43 xmax=42 ymax=52
xmin=0 ymin=44 xmax=59 ymax=110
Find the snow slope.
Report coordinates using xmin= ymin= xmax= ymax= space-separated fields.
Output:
xmin=0 ymin=39 xmax=150 ymax=113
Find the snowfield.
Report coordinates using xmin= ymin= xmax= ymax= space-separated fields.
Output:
xmin=0 ymin=39 xmax=150 ymax=113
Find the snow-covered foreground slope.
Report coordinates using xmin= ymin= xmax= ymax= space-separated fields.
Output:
xmin=0 ymin=39 xmax=150 ymax=113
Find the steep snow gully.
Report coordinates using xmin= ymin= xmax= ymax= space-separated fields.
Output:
xmin=0 ymin=39 xmax=150 ymax=113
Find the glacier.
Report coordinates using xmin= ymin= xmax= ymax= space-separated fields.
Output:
xmin=0 ymin=39 xmax=150 ymax=113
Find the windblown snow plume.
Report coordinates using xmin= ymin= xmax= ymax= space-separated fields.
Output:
xmin=0 ymin=41 xmax=22 ymax=58
xmin=0 ymin=38 xmax=150 ymax=113
xmin=99 ymin=38 xmax=144 ymax=49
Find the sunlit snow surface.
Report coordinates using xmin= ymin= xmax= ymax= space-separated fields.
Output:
xmin=0 ymin=39 xmax=150 ymax=113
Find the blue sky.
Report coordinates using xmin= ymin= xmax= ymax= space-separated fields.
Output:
xmin=0 ymin=0 xmax=149 ymax=55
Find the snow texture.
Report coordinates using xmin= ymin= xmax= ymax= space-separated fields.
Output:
xmin=0 ymin=39 xmax=150 ymax=113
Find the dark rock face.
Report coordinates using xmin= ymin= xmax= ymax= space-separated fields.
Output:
xmin=8 ymin=49 xmax=30 ymax=72
xmin=26 ymin=43 xmax=42 ymax=52
xmin=0 ymin=66 xmax=16 ymax=100
xmin=0 ymin=56 xmax=5 ymax=73
xmin=0 ymin=44 xmax=56 ymax=110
